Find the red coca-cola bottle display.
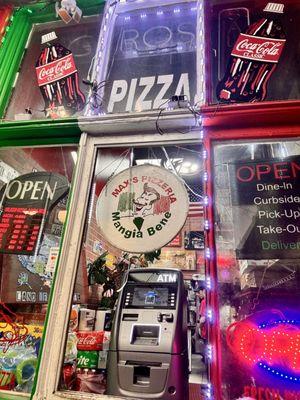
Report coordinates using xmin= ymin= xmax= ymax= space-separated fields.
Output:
xmin=216 ymin=3 xmax=286 ymax=103
xmin=35 ymin=31 xmax=85 ymax=118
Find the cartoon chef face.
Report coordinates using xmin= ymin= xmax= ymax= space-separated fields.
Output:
xmin=133 ymin=183 xmax=160 ymax=217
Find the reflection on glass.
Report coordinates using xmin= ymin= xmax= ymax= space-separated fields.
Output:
xmin=213 ymin=140 xmax=300 ymax=399
xmin=0 ymin=145 xmax=76 ymax=393
xmin=92 ymin=2 xmax=197 ymax=114
xmin=210 ymin=0 xmax=300 ymax=104
xmin=59 ymin=145 xmax=207 ymax=398
xmin=5 ymin=16 xmax=101 ymax=121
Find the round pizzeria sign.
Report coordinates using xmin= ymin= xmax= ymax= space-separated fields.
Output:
xmin=96 ymin=165 xmax=189 ymax=253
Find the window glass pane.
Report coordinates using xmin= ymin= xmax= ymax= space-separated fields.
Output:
xmin=213 ymin=139 xmax=300 ymax=399
xmin=0 ymin=145 xmax=77 ymax=393
xmin=88 ymin=0 xmax=202 ymax=115
xmin=208 ymin=0 xmax=300 ymax=104
xmin=60 ymin=145 xmax=207 ymax=399
xmin=5 ymin=15 xmax=101 ymax=121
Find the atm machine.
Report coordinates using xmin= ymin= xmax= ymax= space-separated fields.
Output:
xmin=107 ymin=268 xmax=189 ymax=400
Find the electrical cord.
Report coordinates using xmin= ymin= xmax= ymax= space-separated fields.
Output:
xmin=155 ymin=95 xmax=202 ymax=136
xmin=83 ymin=79 xmax=110 ymax=111
xmin=161 ymin=146 xmax=203 ymax=199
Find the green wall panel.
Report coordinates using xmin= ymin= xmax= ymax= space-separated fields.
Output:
xmin=0 ymin=118 xmax=81 ymax=146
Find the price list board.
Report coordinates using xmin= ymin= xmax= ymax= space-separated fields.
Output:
xmin=0 ymin=207 xmax=46 ymax=255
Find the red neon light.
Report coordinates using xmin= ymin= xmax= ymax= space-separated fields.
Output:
xmin=226 ymin=319 xmax=300 ymax=372
xmin=0 ymin=6 xmax=12 ymax=43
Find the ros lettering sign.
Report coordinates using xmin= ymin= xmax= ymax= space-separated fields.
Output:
xmin=96 ymin=165 xmax=189 ymax=253
xmin=231 ymin=33 xmax=286 ymax=63
xmin=36 ymin=54 xmax=77 ymax=86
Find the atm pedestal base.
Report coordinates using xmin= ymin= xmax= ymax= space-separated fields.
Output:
xmin=107 ymin=350 xmax=189 ymax=400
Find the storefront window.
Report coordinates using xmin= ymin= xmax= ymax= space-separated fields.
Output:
xmin=59 ymin=145 xmax=207 ymax=399
xmin=0 ymin=145 xmax=77 ymax=393
xmin=87 ymin=0 xmax=205 ymax=115
xmin=213 ymin=139 xmax=300 ymax=399
xmin=5 ymin=15 xmax=101 ymax=121
xmin=208 ymin=0 xmax=300 ymax=104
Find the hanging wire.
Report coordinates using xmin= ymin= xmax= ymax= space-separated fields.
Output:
xmin=161 ymin=146 xmax=203 ymax=199
xmin=174 ymin=145 xmax=203 ymax=154
xmin=155 ymin=96 xmax=202 ymax=136
xmin=251 ymin=260 xmax=273 ymax=310
xmin=95 ymin=148 xmax=131 ymax=178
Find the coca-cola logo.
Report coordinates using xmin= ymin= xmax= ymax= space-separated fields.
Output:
xmin=76 ymin=331 xmax=104 ymax=350
xmin=38 ymin=57 xmax=72 ymax=80
xmin=78 ymin=336 xmax=97 ymax=346
xmin=231 ymin=33 xmax=286 ymax=64
xmin=236 ymin=39 xmax=281 ymax=57
xmin=36 ymin=54 xmax=77 ymax=86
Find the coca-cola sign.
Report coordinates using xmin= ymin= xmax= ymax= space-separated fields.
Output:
xmin=231 ymin=33 xmax=286 ymax=63
xmin=76 ymin=331 xmax=104 ymax=351
xmin=36 ymin=54 xmax=77 ymax=86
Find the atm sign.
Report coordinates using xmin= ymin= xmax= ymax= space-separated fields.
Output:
xmin=157 ymin=274 xmax=177 ymax=283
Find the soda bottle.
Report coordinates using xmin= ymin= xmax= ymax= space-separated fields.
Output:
xmin=35 ymin=31 xmax=85 ymax=118
xmin=216 ymin=3 xmax=286 ymax=103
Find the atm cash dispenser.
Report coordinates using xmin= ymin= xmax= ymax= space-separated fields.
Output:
xmin=107 ymin=268 xmax=189 ymax=400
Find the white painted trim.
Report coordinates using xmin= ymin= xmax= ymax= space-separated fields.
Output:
xmin=33 ymin=131 xmax=200 ymax=400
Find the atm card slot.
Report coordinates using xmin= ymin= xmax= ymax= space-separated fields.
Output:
xmin=126 ymin=361 xmax=162 ymax=367
xmin=122 ymin=313 xmax=138 ymax=321
xmin=131 ymin=325 xmax=160 ymax=346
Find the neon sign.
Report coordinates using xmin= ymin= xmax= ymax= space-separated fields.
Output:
xmin=226 ymin=316 xmax=300 ymax=383
xmin=0 ymin=172 xmax=69 ymax=255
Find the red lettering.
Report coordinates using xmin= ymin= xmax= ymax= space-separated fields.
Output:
xmin=251 ymin=387 xmax=258 ymax=398
xmin=272 ymin=389 xmax=281 ymax=400
xmin=265 ymin=388 xmax=271 ymax=400
xmin=243 ymin=386 xmax=251 ymax=396
xmin=112 ymin=189 xmax=120 ymax=198
xmin=256 ymin=164 xmax=271 ymax=180
xmin=273 ymin=162 xmax=290 ymax=179
xmin=258 ymin=387 xmax=264 ymax=400
xmin=291 ymin=161 xmax=300 ymax=178
xmin=236 ymin=166 xmax=255 ymax=182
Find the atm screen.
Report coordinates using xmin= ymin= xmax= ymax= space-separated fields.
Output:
xmin=132 ymin=287 xmax=169 ymax=307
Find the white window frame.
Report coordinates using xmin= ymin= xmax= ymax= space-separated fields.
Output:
xmin=32 ymin=129 xmax=201 ymax=400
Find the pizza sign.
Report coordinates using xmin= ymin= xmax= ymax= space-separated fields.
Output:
xmin=96 ymin=165 xmax=189 ymax=253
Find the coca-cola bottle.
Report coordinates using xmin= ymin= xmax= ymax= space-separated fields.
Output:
xmin=216 ymin=3 xmax=286 ymax=103
xmin=35 ymin=31 xmax=85 ymax=118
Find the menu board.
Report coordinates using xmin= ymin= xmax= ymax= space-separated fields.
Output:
xmin=0 ymin=172 xmax=69 ymax=256
xmin=229 ymin=156 xmax=300 ymax=259
xmin=0 ymin=207 xmax=46 ymax=255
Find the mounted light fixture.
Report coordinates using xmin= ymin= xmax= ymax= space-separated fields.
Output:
xmin=55 ymin=0 xmax=82 ymax=24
